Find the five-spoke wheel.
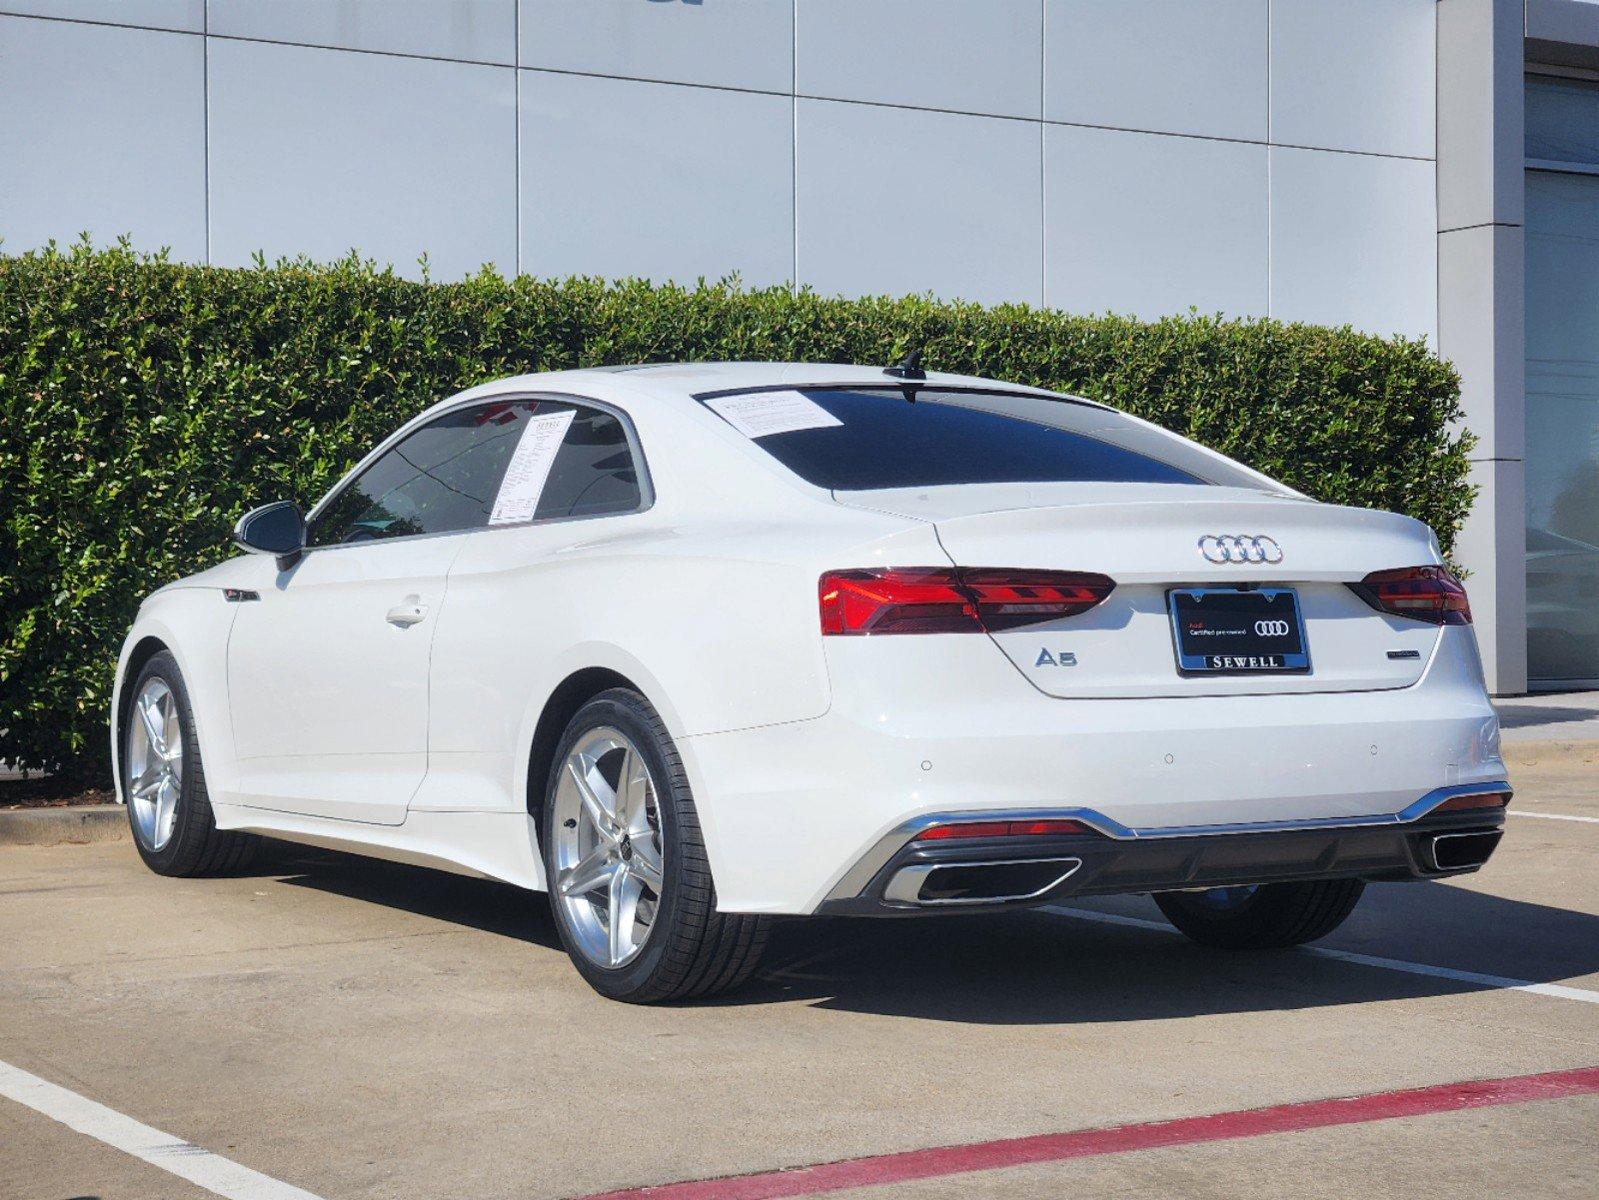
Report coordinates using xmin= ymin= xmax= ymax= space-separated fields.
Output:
xmin=122 ymin=650 xmax=257 ymax=876
xmin=126 ymin=677 xmax=184 ymax=852
xmin=541 ymin=688 xmax=770 ymax=1002
xmin=550 ymin=727 xmax=666 ymax=968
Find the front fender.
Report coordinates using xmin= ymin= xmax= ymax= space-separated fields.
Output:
xmin=110 ymin=588 xmax=240 ymax=804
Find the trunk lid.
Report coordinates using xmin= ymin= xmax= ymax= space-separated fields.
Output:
xmin=835 ymin=484 xmax=1446 ymax=698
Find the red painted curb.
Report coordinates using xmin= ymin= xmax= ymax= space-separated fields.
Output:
xmin=575 ymin=1065 xmax=1599 ymax=1200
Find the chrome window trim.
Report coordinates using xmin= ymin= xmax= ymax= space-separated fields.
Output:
xmin=299 ymin=390 xmax=654 ymax=554
xmin=821 ymin=781 xmax=1513 ymax=904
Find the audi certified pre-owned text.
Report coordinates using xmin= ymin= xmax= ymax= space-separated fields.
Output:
xmin=112 ymin=364 xmax=1510 ymax=1001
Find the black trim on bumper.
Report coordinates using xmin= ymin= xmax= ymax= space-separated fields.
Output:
xmin=814 ymin=809 xmax=1507 ymax=917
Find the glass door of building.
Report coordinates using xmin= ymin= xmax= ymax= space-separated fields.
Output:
xmin=1526 ymin=75 xmax=1599 ymax=685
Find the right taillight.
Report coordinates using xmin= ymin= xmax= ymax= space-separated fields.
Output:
xmin=818 ymin=568 xmax=1115 ymax=636
xmin=1349 ymin=566 xmax=1472 ymax=626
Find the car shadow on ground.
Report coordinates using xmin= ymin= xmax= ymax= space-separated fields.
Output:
xmin=258 ymin=840 xmax=566 ymax=952
xmin=257 ymin=840 xmax=1599 ymax=1025
xmin=1497 ymin=704 xmax=1599 ymax=729
xmin=740 ymin=890 xmax=1599 ymax=1024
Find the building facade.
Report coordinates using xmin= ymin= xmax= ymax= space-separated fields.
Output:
xmin=2 ymin=0 xmax=1595 ymax=693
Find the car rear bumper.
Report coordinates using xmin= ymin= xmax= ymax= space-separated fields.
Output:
xmin=679 ymin=626 xmax=1506 ymax=914
xmin=814 ymin=789 xmax=1510 ymax=916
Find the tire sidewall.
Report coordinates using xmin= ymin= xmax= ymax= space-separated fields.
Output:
xmin=1160 ymin=888 xmax=1270 ymax=938
xmin=124 ymin=652 xmax=203 ymax=873
xmin=542 ymin=690 xmax=694 ymax=999
xmin=1155 ymin=879 xmax=1363 ymax=949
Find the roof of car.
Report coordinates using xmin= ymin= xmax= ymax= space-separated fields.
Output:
xmin=447 ymin=362 xmax=1106 ymax=411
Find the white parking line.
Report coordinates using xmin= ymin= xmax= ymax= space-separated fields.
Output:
xmin=1509 ymin=810 xmax=1599 ymax=825
xmin=1041 ymin=905 xmax=1599 ymax=1006
xmin=0 ymin=1059 xmax=324 ymax=1200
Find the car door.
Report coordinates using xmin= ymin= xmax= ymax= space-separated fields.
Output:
xmin=416 ymin=395 xmax=650 ymax=814
xmin=226 ymin=400 xmax=541 ymax=823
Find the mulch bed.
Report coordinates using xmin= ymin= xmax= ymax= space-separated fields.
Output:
xmin=0 ymin=776 xmax=115 ymax=810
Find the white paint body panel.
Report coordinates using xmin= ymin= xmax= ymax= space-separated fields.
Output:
xmin=112 ymin=364 xmax=1505 ymax=914
xmin=693 ymin=625 xmax=1501 ymax=913
xmin=226 ymin=533 xmax=469 ymax=824
xmin=849 ymin=484 xmax=1442 ymax=698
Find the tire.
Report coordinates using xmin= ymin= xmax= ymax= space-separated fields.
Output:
xmin=541 ymin=688 xmax=769 ymax=1003
xmin=123 ymin=650 xmax=258 ymax=877
xmin=1153 ymin=879 xmax=1365 ymax=950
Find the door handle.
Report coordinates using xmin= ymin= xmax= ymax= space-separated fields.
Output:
xmin=385 ymin=600 xmax=429 ymax=627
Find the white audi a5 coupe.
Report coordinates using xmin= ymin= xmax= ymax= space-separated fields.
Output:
xmin=113 ymin=362 xmax=1511 ymax=1002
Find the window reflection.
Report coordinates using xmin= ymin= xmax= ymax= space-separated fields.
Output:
xmin=309 ymin=400 xmax=642 ymax=547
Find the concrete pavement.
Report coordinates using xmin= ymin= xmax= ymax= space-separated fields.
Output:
xmin=1 ymin=754 xmax=1595 ymax=1200
xmin=1496 ymin=689 xmax=1599 ymax=743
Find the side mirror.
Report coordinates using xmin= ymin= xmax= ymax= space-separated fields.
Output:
xmin=233 ymin=501 xmax=306 ymax=570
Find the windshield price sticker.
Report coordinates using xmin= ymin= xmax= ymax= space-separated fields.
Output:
xmin=705 ymin=390 xmax=843 ymax=439
xmin=489 ymin=408 xmax=576 ymax=525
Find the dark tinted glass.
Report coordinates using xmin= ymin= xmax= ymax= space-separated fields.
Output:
xmin=238 ymin=501 xmax=304 ymax=554
xmin=536 ymin=404 xmax=643 ymax=521
xmin=310 ymin=400 xmax=641 ymax=546
xmin=705 ymin=388 xmax=1203 ymax=490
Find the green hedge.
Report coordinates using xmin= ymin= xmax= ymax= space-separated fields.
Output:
xmin=0 ymin=242 xmax=1473 ymax=781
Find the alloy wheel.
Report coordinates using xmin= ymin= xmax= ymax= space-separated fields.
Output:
xmin=550 ymin=727 xmax=666 ymax=968
xmin=127 ymin=677 xmax=184 ymax=851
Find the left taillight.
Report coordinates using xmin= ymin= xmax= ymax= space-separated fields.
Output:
xmin=818 ymin=568 xmax=1115 ymax=636
xmin=1349 ymin=566 xmax=1472 ymax=626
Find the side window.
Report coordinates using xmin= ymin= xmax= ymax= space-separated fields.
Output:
xmin=536 ymin=404 xmax=643 ymax=521
xmin=309 ymin=399 xmax=643 ymax=547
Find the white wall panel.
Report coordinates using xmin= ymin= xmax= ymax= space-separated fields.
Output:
xmin=1270 ymin=0 xmax=1436 ymax=158
xmin=1 ymin=1 xmax=202 ymax=32
xmin=519 ymin=0 xmax=791 ymax=93
xmin=1269 ymin=147 xmax=1437 ymax=341
xmin=1045 ymin=126 xmax=1266 ymax=320
xmin=1454 ymin=457 xmax=1527 ymax=693
xmin=1045 ymin=0 xmax=1266 ymax=141
xmin=797 ymin=0 xmax=1040 ymax=119
xmin=520 ymin=73 xmax=792 ymax=286
xmin=0 ymin=16 xmax=205 ymax=260
xmin=209 ymin=0 xmax=515 ymax=64
xmin=207 ymin=41 xmax=516 ymax=280
xmin=796 ymin=100 xmax=1041 ymax=306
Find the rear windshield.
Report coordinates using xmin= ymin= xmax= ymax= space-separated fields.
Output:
xmin=698 ymin=386 xmax=1212 ymax=491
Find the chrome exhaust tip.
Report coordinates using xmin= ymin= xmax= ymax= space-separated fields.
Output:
xmin=884 ymin=857 xmax=1083 ymax=906
xmin=1425 ymin=829 xmax=1502 ymax=872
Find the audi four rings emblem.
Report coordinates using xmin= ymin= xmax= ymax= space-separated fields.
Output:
xmin=1197 ymin=534 xmax=1284 ymax=564
xmin=1254 ymin=619 xmax=1291 ymax=637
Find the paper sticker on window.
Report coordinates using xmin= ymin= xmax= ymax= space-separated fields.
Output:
xmin=488 ymin=408 xmax=576 ymax=525
xmin=704 ymin=390 xmax=843 ymax=439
